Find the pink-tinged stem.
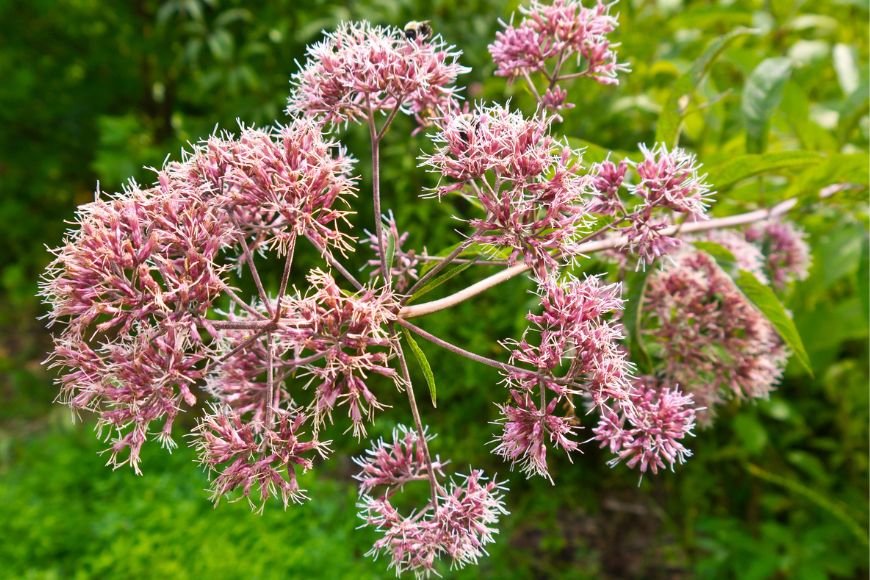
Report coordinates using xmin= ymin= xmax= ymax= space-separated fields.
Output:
xmin=222 ymin=284 xmax=266 ymax=319
xmin=377 ymin=105 xmax=401 ymax=142
xmin=556 ymin=68 xmax=592 ymax=82
xmin=216 ymin=328 xmax=269 ymax=363
xmin=305 ymin=234 xmax=364 ymax=291
xmin=275 ymin=235 xmax=297 ymax=309
xmin=395 ymin=341 xmax=441 ymax=513
xmin=522 ymin=70 xmax=541 ymax=101
xmin=211 ymin=319 xmax=274 ymax=330
xmin=367 ymin=103 xmax=389 ymax=287
xmin=230 ymin=213 xmax=272 ymax=315
xmin=266 ymin=332 xmax=275 ymax=425
xmin=400 ymin=197 xmax=800 ymax=319
xmin=396 ymin=319 xmax=578 ymax=391
xmin=403 ymin=238 xmax=475 ymax=299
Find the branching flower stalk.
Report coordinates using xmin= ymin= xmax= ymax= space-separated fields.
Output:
xmin=401 ymin=195 xmax=804 ymax=319
xmin=40 ymin=4 xmax=825 ymax=577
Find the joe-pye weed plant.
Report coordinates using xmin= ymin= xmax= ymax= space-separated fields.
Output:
xmin=41 ymin=0 xmax=836 ymax=576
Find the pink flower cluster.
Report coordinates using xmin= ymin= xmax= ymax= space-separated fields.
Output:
xmin=41 ymin=183 xmax=226 ymax=473
xmin=208 ymin=270 xmax=400 ymax=440
xmin=38 ymin=5 xmax=817 ymax=576
xmin=745 ymin=220 xmax=811 ymax=289
xmin=195 ymin=406 xmax=330 ymax=510
xmin=289 ymin=21 xmax=468 ymax=128
xmin=495 ymin=275 xmax=635 ymax=479
xmin=489 ymin=0 xmax=629 ymax=112
xmin=643 ymin=249 xmax=788 ymax=422
xmin=424 ymin=104 xmax=590 ymax=278
xmin=41 ymin=119 xmax=369 ymax=476
xmin=355 ymin=427 xmax=507 ymax=577
xmin=593 ymin=376 xmax=696 ymax=474
xmin=164 ymin=121 xmax=357 ymax=254
xmin=589 ymin=144 xmax=714 ymax=267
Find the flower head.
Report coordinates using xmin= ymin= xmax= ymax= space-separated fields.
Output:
xmin=355 ymin=427 xmax=507 ymax=577
xmin=643 ymin=250 xmax=788 ymax=422
xmin=593 ymin=376 xmax=697 ymax=474
xmin=494 ymin=389 xmax=579 ymax=480
xmin=633 ymin=144 xmax=713 ymax=219
xmin=745 ymin=220 xmax=811 ymax=289
xmin=161 ymin=120 xmax=358 ymax=254
xmin=291 ymin=270 xmax=399 ymax=437
xmin=289 ymin=21 xmax=468 ymax=128
xmin=424 ymin=104 xmax=592 ymax=278
xmin=195 ymin=406 xmax=331 ymax=510
xmin=353 ymin=425 xmax=446 ymax=495
xmin=489 ymin=0 xmax=628 ymax=85
xmin=424 ymin=103 xmax=558 ymax=185
xmin=524 ymin=275 xmax=632 ymax=399
xmin=41 ymin=120 xmax=362 ymax=471
xmin=585 ymin=144 xmax=715 ymax=269
xmin=493 ymin=274 xmax=632 ymax=479
xmin=587 ymin=158 xmax=627 ymax=215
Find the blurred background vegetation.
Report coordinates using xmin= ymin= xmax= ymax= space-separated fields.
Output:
xmin=0 ymin=0 xmax=867 ymax=578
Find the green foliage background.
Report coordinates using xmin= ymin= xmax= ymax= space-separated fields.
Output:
xmin=0 ymin=0 xmax=867 ymax=578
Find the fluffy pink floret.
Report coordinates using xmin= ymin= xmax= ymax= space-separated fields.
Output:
xmin=489 ymin=0 xmax=628 ymax=86
xmin=643 ymin=250 xmax=788 ymax=422
xmin=594 ymin=377 xmax=697 ymax=474
xmin=355 ymin=428 xmax=508 ymax=577
xmin=289 ymin=21 xmax=468 ymax=128
xmin=424 ymin=104 xmax=592 ymax=278
xmin=745 ymin=221 xmax=811 ymax=289
xmin=633 ymin=144 xmax=713 ymax=220
xmin=195 ymin=406 xmax=331 ymax=510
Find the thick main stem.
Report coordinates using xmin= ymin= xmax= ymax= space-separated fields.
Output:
xmin=399 ymin=198 xmax=800 ymax=319
xmin=368 ymin=107 xmax=389 ymax=286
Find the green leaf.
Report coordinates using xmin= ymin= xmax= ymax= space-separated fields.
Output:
xmin=733 ymin=414 xmax=768 ymax=455
xmin=781 ymin=82 xmax=837 ymax=151
xmin=401 ymin=328 xmax=437 ymax=408
xmin=747 ymin=463 xmax=869 ymax=546
xmin=418 ymin=242 xmax=511 ymax=276
xmin=418 ymin=241 xmax=463 ymax=276
xmin=656 ymin=27 xmax=758 ymax=147
xmin=836 ymin=83 xmax=869 ymax=145
xmin=742 ymin=57 xmax=792 ymax=153
xmin=383 ymin=228 xmax=396 ymax=280
xmin=858 ymin=235 xmax=869 ymax=322
xmin=695 ymin=243 xmax=813 ymax=376
xmin=733 ymin=269 xmax=813 ymax=376
xmin=692 ymin=241 xmax=738 ymax=271
xmin=622 ymin=269 xmax=653 ymax=373
xmin=785 ymin=153 xmax=869 ymax=205
xmin=405 ymin=262 xmax=473 ymax=303
xmin=705 ymin=151 xmax=823 ymax=190
xmin=566 ymin=138 xmax=635 ymax=164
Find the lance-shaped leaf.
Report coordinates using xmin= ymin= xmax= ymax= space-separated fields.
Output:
xmin=742 ymin=57 xmax=792 ymax=153
xmin=656 ymin=27 xmax=759 ymax=147
xmin=402 ymin=328 xmax=437 ymax=408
